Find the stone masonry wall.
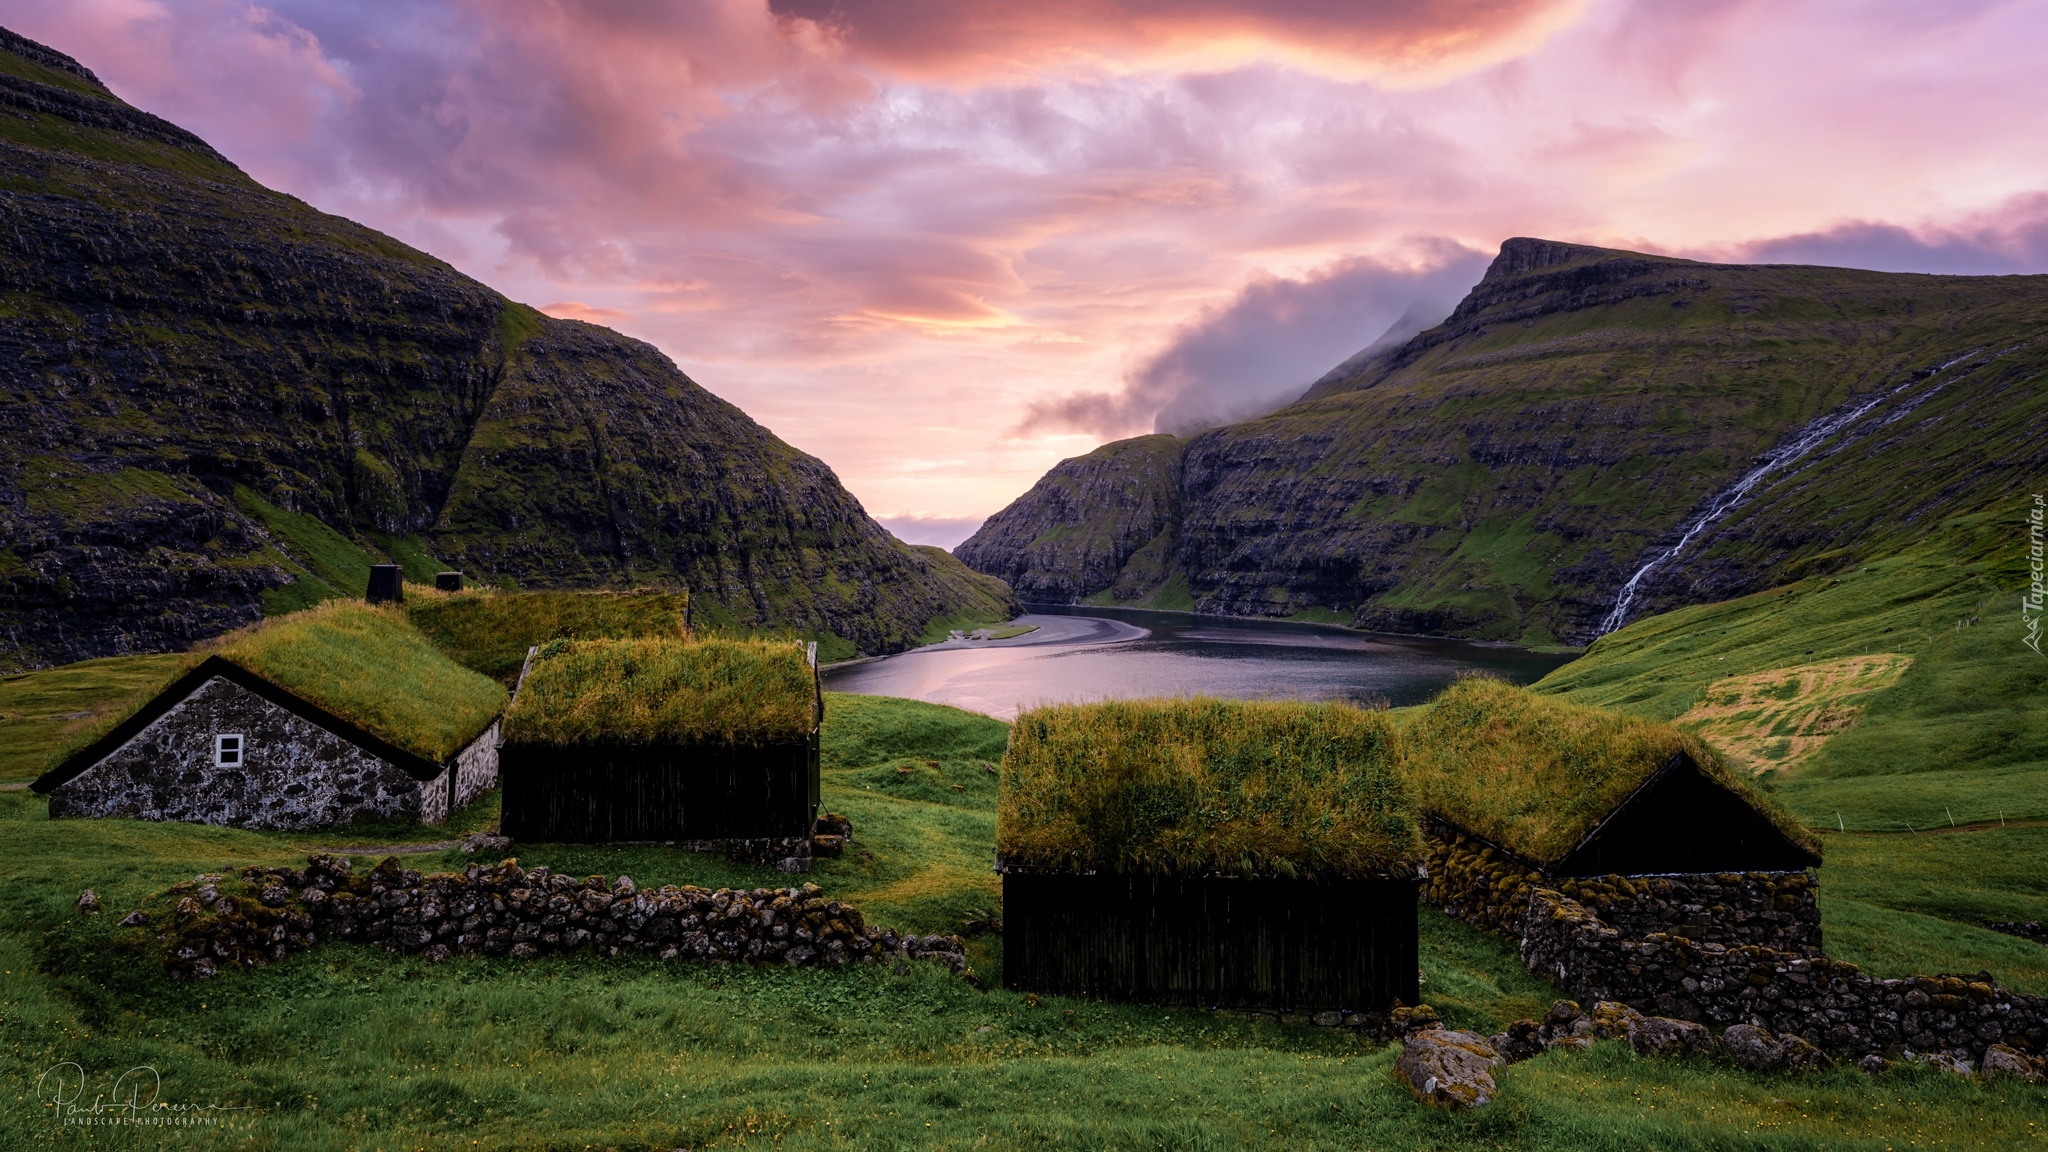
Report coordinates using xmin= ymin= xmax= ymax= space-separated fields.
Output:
xmin=50 ymin=676 xmax=438 ymax=830
xmin=1522 ymin=887 xmax=2048 ymax=1063
xmin=146 ymin=854 xmax=967 ymax=982
xmin=1423 ymin=823 xmax=1820 ymax=951
xmin=451 ymin=722 xmax=499 ymax=811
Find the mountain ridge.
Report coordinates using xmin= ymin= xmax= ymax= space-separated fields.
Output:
xmin=0 ymin=26 xmax=1013 ymax=671
xmin=957 ymin=238 xmax=2048 ymax=643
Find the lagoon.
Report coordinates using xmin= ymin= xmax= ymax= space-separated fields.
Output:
xmin=823 ymin=605 xmax=1575 ymax=719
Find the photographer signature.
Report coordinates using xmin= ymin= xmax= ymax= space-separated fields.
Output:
xmin=35 ymin=1062 xmax=253 ymax=1126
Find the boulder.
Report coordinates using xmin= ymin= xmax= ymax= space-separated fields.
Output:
xmin=1780 ymin=1034 xmax=1830 ymax=1072
xmin=1396 ymin=1028 xmax=1504 ymax=1110
xmin=1980 ymin=1044 xmax=2044 ymax=1083
xmin=1722 ymin=1024 xmax=1785 ymax=1071
xmin=1489 ymin=1019 xmax=1546 ymax=1064
xmin=1915 ymin=1052 xmax=1975 ymax=1077
xmin=76 ymin=889 xmax=100 ymax=915
xmin=1628 ymin=1015 xmax=1716 ymax=1059
xmin=1390 ymin=1004 xmax=1443 ymax=1037
xmin=1586 ymin=1001 xmax=1645 ymax=1039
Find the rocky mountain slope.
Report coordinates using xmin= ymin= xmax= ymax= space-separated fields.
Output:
xmin=959 ymin=238 xmax=2048 ymax=644
xmin=0 ymin=27 xmax=1012 ymax=671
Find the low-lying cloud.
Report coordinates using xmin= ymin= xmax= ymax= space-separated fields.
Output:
xmin=1731 ymin=194 xmax=2048 ymax=275
xmin=876 ymin=515 xmax=987 ymax=550
xmin=1025 ymin=244 xmax=1489 ymax=437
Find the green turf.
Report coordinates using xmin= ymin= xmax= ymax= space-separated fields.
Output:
xmin=0 ymin=654 xmax=190 ymax=783
xmin=1533 ymin=518 xmax=2048 ymax=835
xmin=1000 ymin=698 xmax=1416 ymax=881
xmin=404 ymin=589 xmax=692 ymax=683
xmin=1404 ymin=677 xmax=1808 ymax=865
xmin=1 ymin=693 xmax=2044 ymax=1147
xmin=503 ymin=637 xmax=816 ymax=747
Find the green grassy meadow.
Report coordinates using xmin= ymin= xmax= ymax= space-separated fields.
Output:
xmin=0 ymin=691 xmax=2042 ymax=1148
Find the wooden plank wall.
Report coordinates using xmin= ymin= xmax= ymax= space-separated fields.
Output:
xmin=1003 ymin=872 xmax=1419 ymax=1012
xmin=498 ymin=735 xmax=819 ymax=842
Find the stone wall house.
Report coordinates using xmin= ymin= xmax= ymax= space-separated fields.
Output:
xmin=1420 ymin=751 xmax=1824 ymax=944
xmin=33 ymin=656 xmax=499 ymax=830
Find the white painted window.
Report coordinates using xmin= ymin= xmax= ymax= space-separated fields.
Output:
xmin=214 ymin=734 xmax=244 ymax=767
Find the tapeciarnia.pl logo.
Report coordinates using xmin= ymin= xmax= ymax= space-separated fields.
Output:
xmin=2025 ymin=494 xmax=2044 ymax=656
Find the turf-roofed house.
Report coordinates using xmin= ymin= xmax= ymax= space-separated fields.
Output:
xmin=32 ymin=603 xmax=508 ymax=830
xmin=999 ymin=699 xmax=1422 ymax=1016
xmin=1404 ymin=678 xmax=1823 ymax=949
xmin=497 ymin=637 xmax=824 ymax=869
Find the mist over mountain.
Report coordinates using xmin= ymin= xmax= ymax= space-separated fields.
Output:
xmin=1023 ymin=247 xmax=1489 ymax=439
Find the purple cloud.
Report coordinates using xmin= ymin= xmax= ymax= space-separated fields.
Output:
xmin=1025 ymin=243 xmax=1489 ymax=436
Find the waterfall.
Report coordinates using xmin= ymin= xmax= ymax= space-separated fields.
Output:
xmin=1595 ymin=350 xmax=1989 ymax=637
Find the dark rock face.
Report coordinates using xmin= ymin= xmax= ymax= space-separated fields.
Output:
xmin=963 ymin=237 xmax=2048 ymax=643
xmin=0 ymin=27 xmax=1012 ymax=670
xmin=953 ymin=434 xmax=1182 ymax=603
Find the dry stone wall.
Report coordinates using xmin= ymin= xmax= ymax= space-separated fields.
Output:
xmin=1521 ymin=887 xmax=2048 ymax=1063
xmin=1422 ymin=824 xmax=1820 ymax=950
xmin=143 ymin=854 xmax=966 ymax=982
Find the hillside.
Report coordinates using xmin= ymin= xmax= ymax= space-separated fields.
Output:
xmin=0 ymin=27 xmax=1012 ymax=671
xmin=959 ymin=238 xmax=2048 ymax=644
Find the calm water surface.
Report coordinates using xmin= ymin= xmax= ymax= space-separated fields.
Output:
xmin=823 ymin=605 xmax=1576 ymax=719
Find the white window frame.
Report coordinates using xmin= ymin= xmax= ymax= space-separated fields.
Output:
xmin=214 ymin=734 xmax=245 ymax=768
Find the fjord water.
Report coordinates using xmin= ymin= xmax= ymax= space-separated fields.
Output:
xmin=824 ymin=605 xmax=1574 ymax=719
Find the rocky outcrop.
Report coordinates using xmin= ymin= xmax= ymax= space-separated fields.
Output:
xmin=0 ymin=27 xmax=1012 ymax=670
xmin=962 ymin=238 xmax=2048 ymax=643
xmin=135 ymin=855 xmax=969 ymax=981
xmin=953 ymin=434 xmax=1182 ymax=603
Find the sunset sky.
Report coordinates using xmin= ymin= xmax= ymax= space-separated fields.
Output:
xmin=13 ymin=0 xmax=2048 ymax=546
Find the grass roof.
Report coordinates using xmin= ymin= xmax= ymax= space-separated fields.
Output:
xmin=405 ymin=590 xmax=690 ymax=683
xmin=997 ymin=697 xmax=1419 ymax=881
xmin=1401 ymin=677 xmax=1817 ymax=865
xmin=45 ymin=602 xmax=507 ymax=771
xmin=217 ymin=602 xmax=508 ymax=763
xmin=501 ymin=638 xmax=818 ymax=747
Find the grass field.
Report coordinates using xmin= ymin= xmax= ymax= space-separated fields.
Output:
xmin=1536 ymin=519 xmax=2048 ymax=835
xmin=1 ymin=692 xmax=2043 ymax=1148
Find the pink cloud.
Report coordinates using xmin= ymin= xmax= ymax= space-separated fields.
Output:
xmin=4 ymin=0 xmax=2046 ymax=526
xmin=769 ymin=0 xmax=1585 ymax=80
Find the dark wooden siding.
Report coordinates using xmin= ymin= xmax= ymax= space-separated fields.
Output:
xmin=1003 ymin=871 xmax=1418 ymax=1012
xmin=499 ymin=735 xmax=819 ymax=842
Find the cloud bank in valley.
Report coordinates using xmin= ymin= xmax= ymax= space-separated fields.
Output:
xmin=8 ymin=0 xmax=2047 ymax=531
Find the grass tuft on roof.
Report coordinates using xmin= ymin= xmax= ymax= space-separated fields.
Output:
xmin=216 ymin=601 xmax=507 ymax=763
xmin=405 ymin=589 xmax=690 ymax=683
xmin=45 ymin=602 xmax=507 ymax=771
xmin=502 ymin=638 xmax=817 ymax=748
xmin=1402 ymin=676 xmax=1816 ymax=865
xmin=997 ymin=697 xmax=1419 ymax=882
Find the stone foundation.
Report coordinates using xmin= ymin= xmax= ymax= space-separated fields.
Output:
xmin=1521 ymin=887 xmax=2047 ymax=1063
xmin=141 ymin=854 xmax=967 ymax=981
xmin=1422 ymin=823 xmax=1820 ymax=950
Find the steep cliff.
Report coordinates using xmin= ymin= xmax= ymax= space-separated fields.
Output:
xmin=960 ymin=239 xmax=2048 ymax=643
xmin=0 ymin=27 xmax=1012 ymax=670
xmin=952 ymin=434 xmax=1183 ymax=604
